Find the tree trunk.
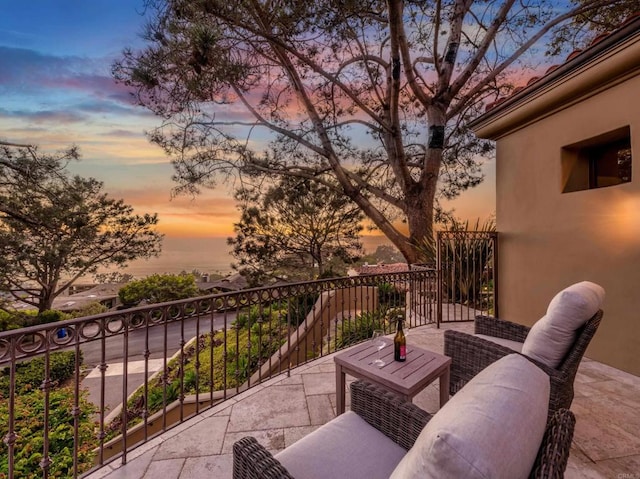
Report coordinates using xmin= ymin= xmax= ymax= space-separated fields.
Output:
xmin=316 ymin=246 xmax=324 ymax=277
xmin=373 ymin=130 xmax=444 ymax=265
xmin=38 ymin=280 xmax=58 ymax=313
xmin=351 ymin=185 xmax=437 ymax=266
xmin=39 ymin=293 xmax=55 ymax=314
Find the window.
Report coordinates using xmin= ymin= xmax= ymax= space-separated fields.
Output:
xmin=562 ymin=126 xmax=632 ymax=193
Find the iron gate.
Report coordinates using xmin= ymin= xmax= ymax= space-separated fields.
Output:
xmin=436 ymin=231 xmax=498 ymax=326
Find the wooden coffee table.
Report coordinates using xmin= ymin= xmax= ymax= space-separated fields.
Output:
xmin=334 ymin=339 xmax=451 ymax=414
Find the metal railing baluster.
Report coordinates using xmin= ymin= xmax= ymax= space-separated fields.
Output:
xmin=40 ymin=345 xmax=52 ymax=478
xmin=72 ymin=329 xmax=81 ymax=478
xmin=3 ymin=338 xmax=17 ymax=478
xmin=0 ymin=269 xmax=453 ymax=478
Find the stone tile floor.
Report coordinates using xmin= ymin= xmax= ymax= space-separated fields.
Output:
xmin=86 ymin=322 xmax=640 ymax=479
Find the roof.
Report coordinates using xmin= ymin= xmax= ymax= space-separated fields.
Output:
xmin=474 ymin=12 xmax=640 ymax=122
xmin=51 ymin=283 xmax=122 ymax=311
xmin=200 ymin=273 xmax=249 ymax=292
xmin=351 ymin=263 xmax=410 ymax=275
xmin=469 ymin=13 xmax=640 ymax=138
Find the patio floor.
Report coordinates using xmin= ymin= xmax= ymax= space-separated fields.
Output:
xmin=86 ymin=322 xmax=640 ymax=479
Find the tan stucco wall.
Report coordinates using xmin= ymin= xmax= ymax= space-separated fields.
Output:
xmin=496 ymin=74 xmax=640 ymax=375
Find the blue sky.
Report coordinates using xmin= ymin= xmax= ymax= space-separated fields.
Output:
xmin=0 ymin=0 xmax=240 ymax=237
xmin=0 ymin=2 xmax=146 ymax=55
xmin=0 ymin=1 xmax=496 ymax=240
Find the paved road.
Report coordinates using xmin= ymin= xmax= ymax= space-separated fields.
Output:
xmin=79 ymin=311 xmax=235 ymax=415
xmin=80 ymin=311 xmax=234 ymax=367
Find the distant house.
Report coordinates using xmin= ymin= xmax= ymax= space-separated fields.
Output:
xmin=348 ymin=263 xmax=410 ymax=276
xmin=52 ymin=283 xmax=123 ymax=312
xmin=469 ymin=14 xmax=640 ymax=375
xmin=199 ymin=273 xmax=250 ymax=293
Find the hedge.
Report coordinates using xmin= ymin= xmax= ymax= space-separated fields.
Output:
xmin=0 ymin=351 xmax=79 ymax=399
xmin=0 ymin=387 xmax=98 ymax=478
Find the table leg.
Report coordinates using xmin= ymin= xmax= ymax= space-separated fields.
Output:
xmin=439 ymin=366 xmax=450 ymax=407
xmin=336 ymin=364 xmax=346 ymax=415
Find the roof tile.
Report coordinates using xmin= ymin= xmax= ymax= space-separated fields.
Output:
xmin=483 ymin=12 xmax=639 ymax=113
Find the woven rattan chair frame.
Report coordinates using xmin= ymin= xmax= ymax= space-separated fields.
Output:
xmin=232 ymin=380 xmax=576 ymax=479
xmin=444 ymin=310 xmax=603 ymax=415
xmin=530 ymin=406 xmax=576 ymax=479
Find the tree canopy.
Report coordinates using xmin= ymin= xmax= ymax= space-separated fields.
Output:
xmin=0 ymin=142 xmax=163 ymax=313
xmin=93 ymin=271 xmax=135 ymax=284
xmin=117 ymin=273 xmax=200 ymax=306
xmin=229 ymin=177 xmax=364 ymax=283
xmin=115 ymin=0 xmax=627 ymax=263
xmin=372 ymin=245 xmax=405 ymax=265
xmin=548 ymin=0 xmax=638 ymax=55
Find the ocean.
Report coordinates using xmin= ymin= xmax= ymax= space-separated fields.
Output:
xmin=96 ymin=235 xmax=393 ymax=279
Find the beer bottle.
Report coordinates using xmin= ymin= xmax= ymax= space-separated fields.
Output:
xmin=394 ymin=316 xmax=406 ymax=362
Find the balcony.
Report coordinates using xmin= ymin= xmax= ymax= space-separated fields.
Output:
xmin=2 ymin=240 xmax=639 ymax=478
xmin=2 ymin=270 xmax=446 ymax=478
xmin=79 ymin=321 xmax=640 ymax=479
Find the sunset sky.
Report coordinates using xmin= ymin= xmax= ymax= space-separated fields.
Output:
xmin=0 ymin=0 xmax=496 ymax=243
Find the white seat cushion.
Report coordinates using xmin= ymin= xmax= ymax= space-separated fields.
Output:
xmin=475 ymin=334 xmax=524 ymax=353
xmin=390 ymin=354 xmax=549 ymax=479
xmin=275 ymin=410 xmax=407 ymax=479
xmin=521 ymin=281 xmax=604 ymax=368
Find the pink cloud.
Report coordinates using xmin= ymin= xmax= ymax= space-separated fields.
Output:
xmin=0 ymin=108 xmax=87 ymax=124
xmin=0 ymin=46 xmax=139 ymax=109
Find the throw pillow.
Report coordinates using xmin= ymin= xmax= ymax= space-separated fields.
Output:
xmin=389 ymin=354 xmax=549 ymax=479
xmin=521 ymin=281 xmax=604 ymax=368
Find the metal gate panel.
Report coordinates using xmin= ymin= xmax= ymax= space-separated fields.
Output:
xmin=436 ymin=231 xmax=498 ymax=326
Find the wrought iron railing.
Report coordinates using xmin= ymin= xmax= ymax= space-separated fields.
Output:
xmin=436 ymin=230 xmax=498 ymax=324
xmin=0 ymin=270 xmax=437 ymax=478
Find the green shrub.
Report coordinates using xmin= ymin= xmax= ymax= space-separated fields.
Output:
xmin=0 ymin=351 xmax=80 ymax=398
xmin=234 ymin=294 xmax=319 ymax=331
xmin=165 ymin=380 xmax=181 ymax=403
xmin=233 ymin=305 xmax=272 ymax=329
xmin=377 ymin=283 xmax=405 ymax=307
xmin=68 ymin=302 xmax=108 ymax=318
xmin=107 ymin=315 xmax=291 ymax=440
xmin=333 ymin=310 xmax=390 ymax=350
xmin=0 ymin=309 xmax=73 ymax=332
xmin=430 ymin=217 xmax=496 ymax=308
xmin=147 ymin=388 xmax=165 ymax=412
xmin=0 ymin=310 xmax=22 ymax=332
xmin=0 ymin=310 xmax=38 ymax=332
xmin=286 ymin=294 xmax=318 ymax=327
xmin=183 ymin=369 xmax=198 ymax=392
xmin=118 ymin=273 xmax=200 ymax=306
xmin=0 ymin=387 xmax=98 ymax=478
xmin=37 ymin=310 xmax=68 ymax=324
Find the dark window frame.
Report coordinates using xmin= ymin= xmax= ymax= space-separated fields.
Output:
xmin=562 ymin=126 xmax=632 ymax=193
xmin=587 ymin=137 xmax=632 ymax=189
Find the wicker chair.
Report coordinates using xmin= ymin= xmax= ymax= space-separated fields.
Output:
xmin=444 ymin=310 xmax=603 ymax=415
xmin=233 ymin=380 xmax=576 ymax=479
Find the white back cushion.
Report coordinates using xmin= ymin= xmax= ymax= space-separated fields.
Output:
xmin=521 ymin=281 xmax=604 ymax=368
xmin=390 ymin=354 xmax=549 ymax=479
xmin=475 ymin=334 xmax=524 ymax=353
xmin=276 ymin=411 xmax=406 ymax=479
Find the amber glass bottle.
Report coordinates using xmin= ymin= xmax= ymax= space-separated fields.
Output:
xmin=394 ymin=317 xmax=406 ymax=362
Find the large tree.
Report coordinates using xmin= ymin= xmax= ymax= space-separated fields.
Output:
xmin=229 ymin=177 xmax=364 ymax=282
xmin=114 ymin=0 xmax=625 ymax=263
xmin=118 ymin=274 xmax=200 ymax=306
xmin=0 ymin=141 xmax=75 ymax=227
xmin=0 ymin=143 xmax=163 ymax=313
